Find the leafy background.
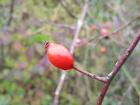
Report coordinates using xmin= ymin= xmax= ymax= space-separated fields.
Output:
xmin=0 ymin=0 xmax=140 ymax=105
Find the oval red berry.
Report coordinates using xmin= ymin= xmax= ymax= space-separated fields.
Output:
xmin=45 ymin=43 xmax=74 ymax=70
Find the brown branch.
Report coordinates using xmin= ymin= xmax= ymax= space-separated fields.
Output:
xmin=106 ymin=16 xmax=139 ymax=36
xmin=87 ymin=15 xmax=140 ymax=43
xmin=73 ymin=65 xmax=108 ymax=83
xmin=96 ymin=30 xmax=140 ymax=105
xmin=5 ymin=0 xmax=15 ymax=27
xmin=52 ymin=1 xmax=88 ymax=105
xmin=60 ymin=0 xmax=77 ymax=19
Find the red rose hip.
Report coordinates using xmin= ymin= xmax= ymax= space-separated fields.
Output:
xmin=45 ymin=42 xmax=74 ymax=70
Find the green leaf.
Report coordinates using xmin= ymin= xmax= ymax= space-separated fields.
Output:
xmin=31 ymin=34 xmax=49 ymax=43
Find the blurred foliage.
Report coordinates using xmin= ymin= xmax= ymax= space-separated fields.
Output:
xmin=0 ymin=0 xmax=140 ymax=105
xmin=31 ymin=34 xmax=50 ymax=43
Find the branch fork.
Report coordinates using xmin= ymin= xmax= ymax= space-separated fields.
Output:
xmin=72 ymin=29 xmax=140 ymax=105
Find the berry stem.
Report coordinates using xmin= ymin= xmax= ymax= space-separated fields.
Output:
xmin=73 ymin=65 xmax=108 ymax=83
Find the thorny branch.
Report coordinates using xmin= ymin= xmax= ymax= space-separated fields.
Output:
xmin=52 ymin=0 xmax=89 ymax=105
xmin=70 ymin=15 xmax=140 ymax=83
xmin=96 ymin=29 xmax=140 ymax=105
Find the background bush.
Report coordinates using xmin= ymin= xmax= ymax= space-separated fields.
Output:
xmin=0 ymin=0 xmax=140 ymax=105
